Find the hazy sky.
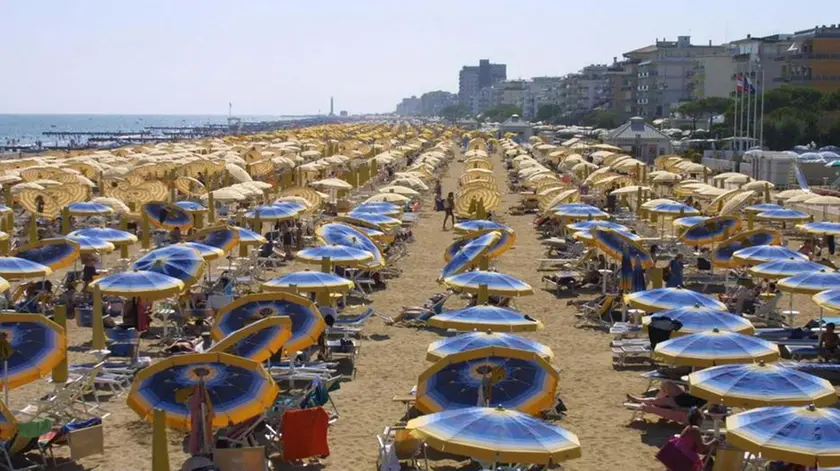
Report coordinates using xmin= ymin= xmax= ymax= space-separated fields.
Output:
xmin=2 ymin=1 xmax=837 ymax=115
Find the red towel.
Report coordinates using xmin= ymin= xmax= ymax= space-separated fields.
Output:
xmin=281 ymin=407 xmax=329 ymax=461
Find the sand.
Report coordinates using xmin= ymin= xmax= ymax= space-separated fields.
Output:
xmin=12 ymin=144 xmax=827 ymax=471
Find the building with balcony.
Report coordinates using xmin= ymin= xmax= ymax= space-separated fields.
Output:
xmin=606 ymin=58 xmax=639 ymax=121
xmin=459 ymin=59 xmax=507 ymax=105
xmin=776 ymin=25 xmax=840 ymax=92
xmin=523 ymin=76 xmax=566 ymax=119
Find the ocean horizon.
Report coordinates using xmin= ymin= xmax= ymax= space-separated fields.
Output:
xmin=0 ymin=113 xmax=313 ymax=146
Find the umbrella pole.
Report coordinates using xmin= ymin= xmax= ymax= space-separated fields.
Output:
xmin=92 ymin=285 xmax=106 ymax=351
xmin=3 ymin=359 xmax=8 ymax=406
xmin=477 ymin=284 xmax=489 ymax=304
xmin=61 ymin=208 xmax=70 ymax=235
xmin=320 ymin=257 xmax=332 ymax=274
xmin=152 ymin=409 xmax=170 ymax=471
xmin=141 ymin=212 xmax=150 ymax=250
xmin=29 ymin=213 xmax=38 ymax=244
xmin=52 ymin=305 xmax=68 ymax=386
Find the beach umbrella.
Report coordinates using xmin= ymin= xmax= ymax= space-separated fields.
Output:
xmin=673 ymin=216 xmax=709 ymax=231
xmin=66 ymin=235 xmax=115 ymax=254
xmin=688 ymin=362 xmax=836 ymax=408
xmin=444 ymin=229 xmax=515 ymax=262
xmin=798 ymin=221 xmax=840 ymax=236
xmin=443 ymin=271 xmax=534 ymax=298
xmin=378 ymin=185 xmax=419 ymax=196
xmin=142 ymin=202 xmax=194 ymax=230
xmin=245 ymin=203 xmax=303 ymax=222
xmin=406 ymin=406 xmax=581 ymax=465
xmin=0 ymin=277 xmax=9 ymax=293
xmin=186 ymin=225 xmax=240 ymax=254
xmin=208 ymin=317 xmax=292 ymax=363
xmin=719 ymin=191 xmax=756 ymax=216
xmin=315 ymin=223 xmax=384 ymax=269
xmin=210 ymin=292 xmax=325 ymax=354
xmin=778 ymin=270 xmax=840 ymax=294
xmin=453 ymin=220 xmax=513 ymax=236
xmin=12 ymin=238 xmax=80 ymax=271
xmin=745 ymin=203 xmax=783 ymax=214
xmin=712 ymin=229 xmax=783 ymax=268
xmin=626 ymin=287 xmax=727 ymax=313
xmin=296 ymin=244 xmax=373 ymax=272
xmin=92 ymin=270 xmax=184 ymax=299
xmin=179 ymin=242 xmax=225 ymax=261
xmin=726 ymin=405 xmax=840 ymax=467
xmin=590 ymin=228 xmax=653 ymax=268
xmin=415 ymin=347 xmax=558 ymax=416
xmin=131 ymin=245 xmax=206 ymax=288
xmin=678 ymin=216 xmax=742 ymax=246
xmin=732 ymin=245 xmax=808 ymax=266
xmin=68 ymin=227 xmax=138 ymax=246
xmin=440 ymin=231 xmax=500 ymax=280
xmin=750 ymin=258 xmax=827 ymax=279
xmin=650 ymin=202 xmax=700 ymax=216
xmin=127 ymin=352 xmax=279 ymax=430
xmin=351 ymin=203 xmax=402 ymax=217
xmin=756 ymin=208 xmax=811 ymax=223
xmin=642 ymin=305 xmax=754 ymax=336
xmin=65 ymin=201 xmax=114 ymax=216
xmin=566 ymin=220 xmax=630 ymax=233
xmin=429 ymin=306 xmax=543 ymax=332
xmin=231 ymin=226 xmax=266 ymax=246
xmin=0 ymin=313 xmax=66 ymax=390
xmin=426 ymin=332 xmax=553 ymax=362
xmin=340 ymin=212 xmax=402 ymax=229
xmin=813 ymin=289 xmax=840 ymax=313
xmin=364 ymin=193 xmax=410 ymax=204
xmin=0 ymin=257 xmax=52 ymax=280
xmin=654 ymin=330 xmax=779 ymax=366
xmin=552 ymin=204 xmax=609 ymax=220
xmin=620 ymin=247 xmax=632 ymax=292
xmin=262 ymin=271 xmax=353 ymax=294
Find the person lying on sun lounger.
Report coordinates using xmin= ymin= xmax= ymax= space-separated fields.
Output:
xmin=626 ymin=381 xmax=708 ymax=423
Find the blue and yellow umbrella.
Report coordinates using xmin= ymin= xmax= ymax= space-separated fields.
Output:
xmin=406 ymin=406 xmax=581 ymax=465
xmin=426 ymin=332 xmax=553 ymax=362
xmin=813 ymin=289 xmax=840 ymax=312
xmin=454 ymin=219 xmax=513 ymax=236
xmin=678 ymin=215 xmax=742 ymax=246
xmin=566 ymin=220 xmax=629 ymax=233
xmin=756 ymin=208 xmax=811 ymax=222
xmin=179 ymin=242 xmax=225 ymax=261
xmin=650 ymin=202 xmax=700 ymax=216
xmin=443 ymin=271 xmax=533 ymax=297
xmin=339 ymin=212 xmax=402 ymax=230
xmin=296 ymin=244 xmax=373 ymax=269
xmin=127 ymin=352 xmax=279 ymax=430
xmin=0 ymin=313 xmax=66 ymax=390
xmin=12 ymin=238 xmax=80 ymax=271
xmin=245 ymin=202 xmax=304 ymax=222
xmin=428 ymin=306 xmax=543 ymax=332
xmin=131 ymin=245 xmax=206 ymax=288
xmin=654 ymin=330 xmax=779 ymax=367
xmin=92 ymin=270 xmax=184 ymax=300
xmin=174 ymin=201 xmax=207 ymax=213
xmin=673 ymin=216 xmax=709 ymax=231
xmin=444 ymin=229 xmax=515 ymax=262
xmin=688 ymin=362 xmax=836 ymax=407
xmin=351 ymin=202 xmax=402 ymax=217
xmin=642 ymin=306 xmax=754 ymax=337
xmin=211 ymin=292 xmax=325 ymax=354
xmin=732 ymin=245 xmax=808 ymax=266
xmin=726 ymin=405 xmax=840 ymax=467
xmin=0 ymin=257 xmax=52 ymax=280
xmin=778 ymin=269 xmax=840 ymax=295
xmin=143 ymin=202 xmax=194 ymax=230
xmin=316 ymin=223 xmax=384 ymax=269
xmin=416 ymin=346 xmax=559 ymax=416
xmin=798 ymin=221 xmax=840 ymax=236
xmin=626 ymin=287 xmax=727 ymax=313
xmin=440 ymin=232 xmax=500 ymax=280
xmin=187 ymin=225 xmax=241 ymax=254
xmin=209 ymin=317 xmax=293 ymax=363
xmin=233 ymin=226 xmax=267 ymax=246
xmin=712 ymin=229 xmax=782 ymax=268
xmin=66 ymin=235 xmax=115 ymax=254
xmin=552 ymin=203 xmax=609 ymax=220
xmin=68 ymin=227 xmax=138 ymax=246
xmin=591 ymin=228 xmax=653 ymax=268
xmin=262 ymin=271 xmax=354 ymax=294
xmin=745 ymin=203 xmax=783 ymax=214
xmin=66 ymin=201 xmax=114 ymax=216
xmin=750 ymin=258 xmax=827 ymax=279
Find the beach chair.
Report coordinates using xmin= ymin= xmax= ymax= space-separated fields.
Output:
xmin=376 ymin=425 xmax=426 ymax=471
xmin=23 ymin=367 xmax=105 ymax=421
xmin=746 ymin=291 xmax=784 ymax=326
xmin=391 ymin=292 xmax=452 ymax=325
xmin=38 ymin=419 xmax=104 ymax=468
xmin=575 ymin=294 xmax=619 ymax=330
xmin=0 ymin=429 xmax=47 ymax=471
xmin=327 ymin=308 xmax=377 ymax=337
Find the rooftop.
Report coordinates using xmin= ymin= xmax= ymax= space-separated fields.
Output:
xmin=605 ymin=117 xmax=671 ymax=141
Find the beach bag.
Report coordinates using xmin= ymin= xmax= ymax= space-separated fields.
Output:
xmin=656 ymin=436 xmax=700 ymax=471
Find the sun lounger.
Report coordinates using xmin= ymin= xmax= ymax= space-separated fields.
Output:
xmin=376 ymin=425 xmax=426 ymax=471
xmin=576 ymin=294 xmax=619 ymax=330
xmin=612 ymin=344 xmax=652 ymax=368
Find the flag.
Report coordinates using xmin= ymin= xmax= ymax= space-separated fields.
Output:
xmin=743 ymin=75 xmax=756 ymax=94
xmin=736 ymin=73 xmax=745 ymax=93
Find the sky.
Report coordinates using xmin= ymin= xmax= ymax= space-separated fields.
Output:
xmin=2 ymin=0 xmax=838 ymax=115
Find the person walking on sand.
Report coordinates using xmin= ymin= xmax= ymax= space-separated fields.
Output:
xmin=442 ymin=192 xmax=455 ymax=230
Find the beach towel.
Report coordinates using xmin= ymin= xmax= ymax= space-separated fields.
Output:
xmin=281 ymin=407 xmax=329 ymax=461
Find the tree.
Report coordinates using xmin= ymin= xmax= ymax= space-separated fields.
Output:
xmin=481 ymin=104 xmax=522 ymax=123
xmin=439 ymin=104 xmax=471 ymax=122
xmin=700 ymin=97 xmax=731 ymax=131
xmin=678 ymin=101 xmax=702 ymax=130
xmin=581 ymin=110 xmax=620 ymax=129
xmin=536 ymin=104 xmax=563 ymax=123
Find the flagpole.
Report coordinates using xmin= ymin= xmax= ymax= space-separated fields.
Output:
xmin=739 ymin=73 xmax=747 ymax=148
xmin=733 ymin=82 xmax=739 ymax=140
xmin=759 ymin=68 xmax=766 ymax=149
xmin=745 ymin=64 xmax=752 ymax=143
xmin=753 ymin=63 xmax=760 ymax=150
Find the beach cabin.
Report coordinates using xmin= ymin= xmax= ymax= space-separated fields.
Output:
xmin=499 ymin=114 xmax=533 ymax=142
xmin=603 ymin=117 xmax=672 ymax=164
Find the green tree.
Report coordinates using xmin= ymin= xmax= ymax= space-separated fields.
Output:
xmin=536 ymin=104 xmax=563 ymax=123
xmin=581 ymin=110 xmax=620 ymax=129
xmin=439 ymin=104 xmax=471 ymax=122
xmin=481 ymin=104 xmax=523 ymax=122
xmin=826 ymin=118 xmax=840 ymax=145
xmin=699 ymin=97 xmax=731 ymax=131
xmin=821 ymin=90 xmax=840 ymax=111
xmin=678 ymin=101 xmax=702 ymax=130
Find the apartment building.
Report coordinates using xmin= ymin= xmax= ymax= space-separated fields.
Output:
xmin=777 ymin=25 xmax=840 ymax=92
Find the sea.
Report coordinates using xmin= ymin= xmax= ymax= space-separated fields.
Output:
xmin=0 ymin=114 xmax=303 ymax=148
